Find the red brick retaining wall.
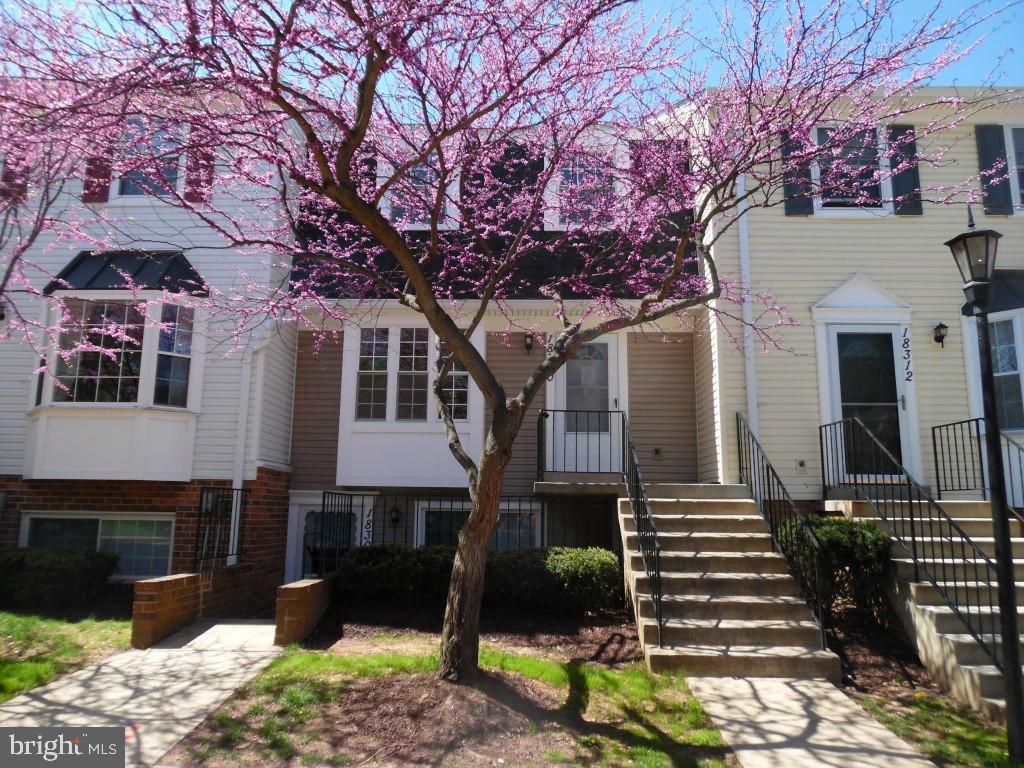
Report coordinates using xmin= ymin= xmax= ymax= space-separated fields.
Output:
xmin=132 ymin=573 xmax=202 ymax=648
xmin=274 ymin=577 xmax=333 ymax=645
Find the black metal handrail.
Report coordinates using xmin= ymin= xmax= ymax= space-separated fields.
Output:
xmin=621 ymin=413 xmax=664 ymax=645
xmin=194 ymin=487 xmax=246 ymax=571
xmin=932 ymin=416 xmax=1024 ymax=525
xmin=536 ymin=409 xmax=625 ymax=477
xmin=736 ymin=413 xmax=828 ymax=648
xmin=821 ymin=417 xmax=1007 ymax=670
xmin=309 ymin=492 xmax=544 ymax=576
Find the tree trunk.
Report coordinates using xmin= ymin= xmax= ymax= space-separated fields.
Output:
xmin=438 ymin=434 xmax=511 ymax=681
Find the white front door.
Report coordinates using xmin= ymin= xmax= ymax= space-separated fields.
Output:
xmin=551 ymin=337 xmax=621 ymax=472
xmin=827 ymin=325 xmax=914 ymax=474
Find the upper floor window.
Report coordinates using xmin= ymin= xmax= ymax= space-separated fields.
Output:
xmin=48 ymin=298 xmax=195 ymax=409
xmin=118 ymin=118 xmax=180 ymax=197
xmin=390 ymin=162 xmax=437 ymax=228
xmin=814 ymin=127 xmax=882 ymax=209
xmin=558 ymin=157 xmax=615 ymax=226
xmin=354 ymin=326 xmax=471 ymax=423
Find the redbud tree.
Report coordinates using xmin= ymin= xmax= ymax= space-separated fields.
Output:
xmin=0 ymin=0 xmax=1010 ymax=679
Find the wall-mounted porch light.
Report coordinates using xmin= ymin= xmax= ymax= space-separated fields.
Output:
xmin=933 ymin=322 xmax=949 ymax=347
xmin=389 ymin=505 xmax=401 ymax=528
xmin=524 ymin=333 xmax=534 ymax=354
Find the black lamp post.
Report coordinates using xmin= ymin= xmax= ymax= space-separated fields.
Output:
xmin=946 ymin=206 xmax=1023 ymax=762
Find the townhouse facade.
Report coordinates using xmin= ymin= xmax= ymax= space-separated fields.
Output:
xmin=1 ymin=88 xmax=1022 ymax=622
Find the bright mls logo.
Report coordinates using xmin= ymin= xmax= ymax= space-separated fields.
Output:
xmin=1 ymin=728 xmax=124 ymax=767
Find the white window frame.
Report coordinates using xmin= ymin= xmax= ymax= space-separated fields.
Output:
xmin=1004 ymin=124 xmax=1024 ymax=212
xmin=18 ymin=510 xmax=176 ymax=581
xmin=33 ymin=290 xmax=204 ymax=414
xmin=351 ymin=323 xmax=472 ymax=425
xmin=966 ymin=308 xmax=1024 ymax=434
xmin=413 ymin=498 xmax=542 ymax=548
xmin=544 ymin=139 xmax=627 ymax=231
xmin=108 ymin=118 xmax=184 ymax=204
xmin=810 ymin=124 xmax=895 ymax=217
xmin=382 ymin=158 xmax=459 ymax=231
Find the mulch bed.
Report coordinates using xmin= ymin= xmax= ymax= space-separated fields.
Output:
xmin=306 ymin=602 xmax=643 ymax=666
xmin=829 ymin=606 xmax=934 ymax=698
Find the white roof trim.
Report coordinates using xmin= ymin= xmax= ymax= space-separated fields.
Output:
xmin=811 ymin=273 xmax=911 ymax=314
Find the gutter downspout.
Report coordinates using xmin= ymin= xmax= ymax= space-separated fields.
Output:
xmin=738 ymin=175 xmax=759 ymax=435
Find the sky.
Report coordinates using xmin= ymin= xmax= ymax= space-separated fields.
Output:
xmin=638 ymin=0 xmax=1021 ymax=86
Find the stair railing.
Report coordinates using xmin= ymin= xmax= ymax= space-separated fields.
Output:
xmin=932 ymin=416 xmax=1024 ymax=526
xmin=736 ymin=413 xmax=828 ymax=648
xmin=821 ymin=417 xmax=1007 ymax=671
xmin=621 ymin=414 xmax=664 ymax=645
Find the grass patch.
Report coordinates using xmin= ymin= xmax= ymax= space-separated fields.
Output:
xmin=858 ymin=691 xmax=1020 ymax=768
xmin=0 ymin=611 xmax=131 ymax=703
xmin=183 ymin=645 xmax=731 ymax=767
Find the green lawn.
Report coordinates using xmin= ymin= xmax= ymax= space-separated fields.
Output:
xmin=173 ymin=645 xmax=735 ymax=767
xmin=856 ymin=690 xmax=1021 ymax=768
xmin=0 ymin=611 xmax=132 ymax=703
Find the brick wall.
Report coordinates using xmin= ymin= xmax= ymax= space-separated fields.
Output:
xmin=132 ymin=573 xmax=201 ymax=648
xmin=2 ymin=466 xmax=292 ymax=622
xmin=274 ymin=577 xmax=333 ymax=645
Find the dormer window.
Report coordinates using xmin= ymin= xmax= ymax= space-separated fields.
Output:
xmin=558 ymin=157 xmax=614 ymax=226
xmin=54 ymin=300 xmax=145 ymax=403
xmin=814 ymin=127 xmax=883 ymax=208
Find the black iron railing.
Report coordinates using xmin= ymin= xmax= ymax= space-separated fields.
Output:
xmin=537 ymin=409 xmax=625 ymax=477
xmin=621 ymin=413 xmax=663 ymax=645
xmin=821 ymin=417 xmax=1007 ymax=670
xmin=736 ymin=414 xmax=828 ymax=648
xmin=306 ymin=492 xmax=544 ymax=576
xmin=194 ymin=487 xmax=246 ymax=571
xmin=932 ymin=417 xmax=1024 ymax=525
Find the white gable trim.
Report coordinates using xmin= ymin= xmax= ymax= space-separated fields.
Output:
xmin=811 ymin=274 xmax=912 ymax=323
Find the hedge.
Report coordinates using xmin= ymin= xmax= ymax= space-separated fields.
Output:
xmin=334 ymin=545 xmax=622 ymax=614
xmin=0 ymin=548 xmax=120 ymax=611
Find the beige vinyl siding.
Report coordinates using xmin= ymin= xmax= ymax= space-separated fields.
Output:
xmin=486 ymin=332 xmax=545 ymax=495
xmin=741 ymin=116 xmax=1024 ymax=498
xmin=693 ymin=310 xmax=722 ymax=482
xmin=291 ymin=332 xmax=343 ymax=489
xmin=627 ymin=332 xmax=698 ymax=483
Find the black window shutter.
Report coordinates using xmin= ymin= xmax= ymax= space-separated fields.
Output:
xmin=81 ymin=153 xmax=113 ymax=203
xmin=887 ymin=125 xmax=922 ymax=215
xmin=781 ymin=132 xmax=814 ymax=215
xmin=975 ymin=125 xmax=1013 ymax=215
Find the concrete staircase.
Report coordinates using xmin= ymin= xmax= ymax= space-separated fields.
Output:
xmin=620 ymin=484 xmax=841 ymax=681
xmin=828 ymin=498 xmax=1024 ymax=723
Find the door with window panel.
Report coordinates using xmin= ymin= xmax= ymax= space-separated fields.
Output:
xmin=552 ymin=338 xmax=621 ymax=473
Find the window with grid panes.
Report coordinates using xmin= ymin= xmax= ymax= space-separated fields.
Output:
xmin=53 ymin=300 xmax=144 ymax=403
xmin=356 ymin=328 xmax=389 ymax=420
xmin=437 ymin=341 xmax=469 ymax=421
xmin=154 ymin=304 xmax=193 ymax=407
xmin=397 ymin=328 xmax=429 ymax=420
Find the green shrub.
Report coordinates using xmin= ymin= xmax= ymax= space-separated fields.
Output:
xmin=334 ymin=545 xmax=621 ymax=614
xmin=0 ymin=548 xmax=120 ymax=611
xmin=779 ymin=515 xmax=892 ymax=624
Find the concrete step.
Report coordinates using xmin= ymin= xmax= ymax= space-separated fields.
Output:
xmin=637 ymin=514 xmax=768 ymax=534
xmin=959 ymin=663 xmax=1024 ymax=698
xmin=895 ymin=557 xmax=1024 ymax=580
xmin=635 ymin=593 xmax=814 ymax=621
xmin=646 ymin=644 xmax=840 ymax=681
xmin=639 ymin=617 xmax=823 ymax=647
xmin=634 ymin=572 xmax=800 ymax=597
xmin=915 ymin=603 xmax=1024 ymax=634
xmin=880 ymin=517 xmax=1004 ymax=538
xmin=945 ymin=634 xmax=1024 ymax=666
xmin=828 ymin=499 xmax=994 ymax=519
xmin=626 ymin=531 xmax=774 ymax=553
xmin=912 ymin=580 xmax=1024 ymax=607
xmin=890 ymin=536 xmax=1024 ymax=559
xmin=630 ymin=498 xmax=758 ymax=516
xmin=644 ymin=483 xmax=751 ymax=499
xmin=630 ymin=551 xmax=790 ymax=575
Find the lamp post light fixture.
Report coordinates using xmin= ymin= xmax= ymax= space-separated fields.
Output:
xmin=946 ymin=206 xmax=1023 ymax=762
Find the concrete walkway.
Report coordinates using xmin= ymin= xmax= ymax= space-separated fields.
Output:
xmin=0 ymin=620 xmax=279 ymax=767
xmin=688 ymin=677 xmax=936 ymax=768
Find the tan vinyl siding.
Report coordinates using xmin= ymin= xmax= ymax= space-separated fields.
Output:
xmin=627 ymin=332 xmax=698 ymax=483
xmin=486 ymin=332 xmax=545 ymax=495
xmin=693 ymin=310 xmax=722 ymax=482
xmin=740 ymin=117 xmax=1024 ymax=498
xmin=291 ymin=332 xmax=343 ymax=489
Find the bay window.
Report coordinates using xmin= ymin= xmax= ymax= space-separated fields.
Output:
xmin=356 ymin=328 xmax=389 ymax=420
xmin=43 ymin=296 xmax=197 ymax=410
xmin=397 ymin=328 xmax=429 ymax=421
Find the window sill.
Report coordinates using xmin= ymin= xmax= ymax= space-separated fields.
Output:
xmin=27 ymin=403 xmax=200 ymax=418
xmin=811 ymin=205 xmax=893 ymax=218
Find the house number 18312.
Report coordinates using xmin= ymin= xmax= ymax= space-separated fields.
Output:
xmin=902 ymin=328 xmax=913 ymax=381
